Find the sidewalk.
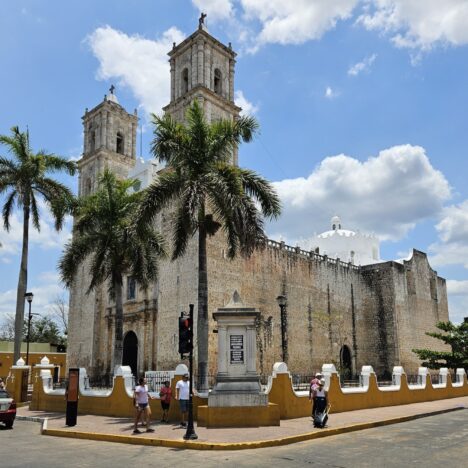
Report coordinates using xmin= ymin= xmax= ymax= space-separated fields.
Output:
xmin=17 ymin=396 xmax=468 ymax=450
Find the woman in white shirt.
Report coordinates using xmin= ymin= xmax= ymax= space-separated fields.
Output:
xmin=133 ymin=377 xmax=155 ymax=434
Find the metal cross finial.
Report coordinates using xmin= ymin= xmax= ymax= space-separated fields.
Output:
xmin=109 ymin=84 xmax=115 ymax=94
xmin=199 ymin=12 xmax=207 ymax=29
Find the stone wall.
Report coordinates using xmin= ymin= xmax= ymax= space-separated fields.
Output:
xmin=69 ymin=216 xmax=450 ymax=379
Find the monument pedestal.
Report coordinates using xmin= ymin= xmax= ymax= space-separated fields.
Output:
xmin=197 ymin=402 xmax=280 ymax=428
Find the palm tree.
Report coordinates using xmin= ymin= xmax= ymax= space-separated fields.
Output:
xmin=59 ymin=170 xmax=165 ymax=371
xmin=137 ymin=101 xmax=281 ymax=388
xmin=0 ymin=126 xmax=76 ymax=362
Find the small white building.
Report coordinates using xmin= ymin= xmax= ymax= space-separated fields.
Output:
xmin=127 ymin=157 xmax=162 ymax=191
xmin=312 ymin=216 xmax=381 ymax=265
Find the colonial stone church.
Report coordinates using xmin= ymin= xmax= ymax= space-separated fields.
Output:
xmin=68 ymin=21 xmax=449 ymax=380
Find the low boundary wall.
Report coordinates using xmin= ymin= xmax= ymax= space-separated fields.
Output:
xmin=21 ymin=362 xmax=468 ymax=422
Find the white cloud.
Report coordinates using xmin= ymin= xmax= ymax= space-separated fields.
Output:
xmin=324 ymin=86 xmax=340 ymax=99
xmin=269 ymin=144 xmax=451 ymax=244
xmin=348 ymin=53 xmax=377 ymax=76
xmin=0 ymin=271 xmax=65 ymax=321
xmin=240 ymin=0 xmax=359 ymax=46
xmin=358 ymin=0 xmax=468 ymax=51
xmin=87 ymin=25 xmax=185 ymax=116
xmin=0 ymin=200 xmax=72 ymax=263
xmin=192 ymin=0 xmax=234 ymax=21
xmin=234 ymin=90 xmax=259 ymax=115
xmin=429 ymin=200 xmax=468 ymax=268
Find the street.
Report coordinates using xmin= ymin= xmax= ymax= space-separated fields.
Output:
xmin=1 ymin=410 xmax=467 ymax=467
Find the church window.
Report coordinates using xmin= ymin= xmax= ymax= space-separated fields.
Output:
xmin=181 ymin=68 xmax=189 ymax=94
xmin=214 ymin=68 xmax=222 ymax=95
xmin=89 ymin=130 xmax=95 ymax=152
xmin=332 ymin=224 xmax=336 ymax=230
xmin=116 ymin=132 xmax=124 ymax=154
xmin=84 ymin=177 xmax=92 ymax=196
xmin=127 ymin=276 xmax=136 ymax=300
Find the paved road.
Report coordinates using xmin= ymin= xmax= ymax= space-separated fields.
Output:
xmin=1 ymin=410 xmax=467 ymax=467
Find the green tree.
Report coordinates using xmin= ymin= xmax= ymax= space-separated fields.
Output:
xmin=0 ymin=126 xmax=76 ymax=362
xmin=28 ymin=316 xmax=63 ymax=344
xmin=137 ymin=101 xmax=281 ymax=387
xmin=59 ymin=170 xmax=165 ymax=370
xmin=412 ymin=321 xmax=468 ymax=372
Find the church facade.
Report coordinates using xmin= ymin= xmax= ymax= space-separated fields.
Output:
xmin=67 ymin=22 xmax=449 ymax=380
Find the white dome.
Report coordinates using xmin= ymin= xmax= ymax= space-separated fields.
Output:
xmin=312 ymin=216 xmax=381 ymax=265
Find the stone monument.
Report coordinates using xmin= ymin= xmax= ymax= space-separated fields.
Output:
xmin=197 ymin=292 xmax=280 ymax=427
xmin=209 ymin=291 xmax=267 ymax=407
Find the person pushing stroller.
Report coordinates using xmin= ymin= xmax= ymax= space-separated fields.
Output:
xmin=311 ymin=378 xmax=329 ymax=428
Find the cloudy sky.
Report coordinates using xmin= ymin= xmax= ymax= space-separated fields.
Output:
xmin=1 ymin=0 xmax=468 ymax=323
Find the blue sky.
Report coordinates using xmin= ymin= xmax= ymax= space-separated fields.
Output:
xmin=1 ymin=0 xmax=468 ymax=324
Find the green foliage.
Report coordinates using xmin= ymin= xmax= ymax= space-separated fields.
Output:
xmin=27 ymin=316 xmax=63 ymax=345
xmin=0 ymin=126 xmax=76 ymax=231
xmin=412 ymin=321 xmax=468 ymax=371
xmin=139 ymin=100 xmax=282 ymax=260
xmin=59 ymin=170 xmax=165 ymax=297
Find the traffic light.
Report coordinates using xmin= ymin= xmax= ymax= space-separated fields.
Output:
xmin=179 ymin=314 xmax=192 ymax=356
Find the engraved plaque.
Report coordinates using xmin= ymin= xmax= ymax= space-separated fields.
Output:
xmin=230 ymin=334 xmax=244 ymax=364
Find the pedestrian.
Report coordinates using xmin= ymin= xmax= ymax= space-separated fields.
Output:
xmin=159 ymin=380 xmax=172 ymax=423
xmin=312 ymin=378 xmax=329 ymax=428
xmin=0 ymin=377 xmax=5 ymax=390
xmin=175 ymin=373 xmax=190 ymax=427
xmin=309 ymin=372 xmax=322 ymax=417
xmin=133 ymin=377 xmax=154 ymax=434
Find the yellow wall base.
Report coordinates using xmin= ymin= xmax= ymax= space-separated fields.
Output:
xmin=197 ymin=403 xmax=280 ymax=428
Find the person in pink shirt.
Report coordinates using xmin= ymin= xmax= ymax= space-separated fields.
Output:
xmin=309 ymin=372 xmax=323 ymax=418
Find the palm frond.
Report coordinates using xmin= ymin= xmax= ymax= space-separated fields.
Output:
xmin=238 ymin=168 xmax=281 ymax=219
xmin=136 ymin=171 xmax=184 ymax=226
xmin=150 ymin=113 xmax=187 ymax=165
xmin=59 ymin=235 xmax=95 ymax=287
xmin=172 ymin=199 xmax=196 ymax=260
xmin=2 ymin=191 xmax=16 ymax=231
xmin=30 ymin=193 xmax=41 ymax=231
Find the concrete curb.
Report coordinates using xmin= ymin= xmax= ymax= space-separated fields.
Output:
xmin=40 ymin=406 xmax=466 ymax=451
xmin=16 ymin=415 xmax=46 ymax=423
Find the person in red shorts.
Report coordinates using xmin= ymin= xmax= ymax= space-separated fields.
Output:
xmin=159 ymin=380 xmax=172 ymax=423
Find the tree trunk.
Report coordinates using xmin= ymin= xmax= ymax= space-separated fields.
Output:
xmin=13 ymin=205 xmax=30 ymax=363
xmin=197 ymin=223 xmax=209 ymax=392
xmin=113 ymin=276 xmax=124 ymax=374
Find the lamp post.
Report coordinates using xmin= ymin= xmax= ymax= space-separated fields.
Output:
xmin=276 ymin=294 xmax=288 ymax=364
xmin=24 ymin=292 xmax=34 ymax=366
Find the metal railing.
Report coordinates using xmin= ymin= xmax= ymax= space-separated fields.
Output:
xmin=145 ymin=371 xmax=174 ymax=393
xmin=83 ymin=374 xmax=118 ymax=390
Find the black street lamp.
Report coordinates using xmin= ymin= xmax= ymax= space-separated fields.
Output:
xmin=276 ymin=294 xmax=288 ymax=364
xmin=24 ymin=292 xmax=34 ymax=366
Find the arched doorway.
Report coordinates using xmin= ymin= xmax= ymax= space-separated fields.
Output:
xmin=122 ymin=331 xmax=138 ymax=378
xmin=340 ymin=345 xmax=352 ymax=379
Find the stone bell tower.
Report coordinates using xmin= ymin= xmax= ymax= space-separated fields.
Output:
xmin=68 ymin=87 xmax=138 ymax=375
xmin=163 ymin=14 xmax=241 ymax=164
xmin=78 ymin=86 xmax=138 ymax=196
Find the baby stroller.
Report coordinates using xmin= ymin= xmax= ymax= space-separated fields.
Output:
xmin=313 ymin=404 xmax=331 ymax=428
